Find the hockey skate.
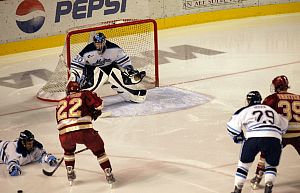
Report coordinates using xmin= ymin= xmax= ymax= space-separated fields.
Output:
xmin=250 ymin=172 xmax=263 ymax=189
xmin=66 ymin=166 xmax=76 ymax=186
xmin=231 ymin=185 xmax=242 ymax=193
xmin=264 ymin=182 xmax=273 ymax=193
xmin=104 ymin=168 xmax=115 ymax=188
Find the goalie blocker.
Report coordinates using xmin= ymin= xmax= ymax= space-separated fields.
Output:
xmin=72 ymin=63 xmax=147 ymax=103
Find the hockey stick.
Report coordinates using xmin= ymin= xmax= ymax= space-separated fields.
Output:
xmin=42 ymin=147 xmax=89 ymax=176
xmin=99 ymin=111 xmax=112 ymax=118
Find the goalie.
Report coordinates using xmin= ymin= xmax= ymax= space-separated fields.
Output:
xmin=70 ymin=32 xmax=147 ymax=103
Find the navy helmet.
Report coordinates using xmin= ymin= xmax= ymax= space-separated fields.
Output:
xmin=93 ymin=32 xmax=107 ymax=53
xmin=19 ymin=130 xmax=34 ymax=143
xmin=246 ymin=91 xmax=262 ymax=106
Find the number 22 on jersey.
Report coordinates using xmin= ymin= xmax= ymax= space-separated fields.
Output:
xmin=57 ymin=98 xmax=82 ymax=122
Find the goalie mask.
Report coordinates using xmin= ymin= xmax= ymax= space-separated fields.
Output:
xmin=67 ymin=81 xmax=80 ymax=94
xmin=246 ymin=91 xmax=262 ymax=106
xmin=271 ymin=75 xmax=289 ymax=93
xmin=93 ymin=32 xmax=106 ymax=53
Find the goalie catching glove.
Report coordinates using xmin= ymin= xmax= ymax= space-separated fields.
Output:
xmin=122 ymin=65 xmax=146 ymax=85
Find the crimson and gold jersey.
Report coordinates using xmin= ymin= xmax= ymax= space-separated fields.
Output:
xmin=56 ymin=91 xmax=103 ymax=135
xmin=263 ymin=91 xmax=300 ymax=138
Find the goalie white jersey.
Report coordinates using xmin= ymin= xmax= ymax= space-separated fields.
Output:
xmin=71 ymin=40 xmax=132 ymax=75
xmin=227 ymin=104 xmax=288 ymax=140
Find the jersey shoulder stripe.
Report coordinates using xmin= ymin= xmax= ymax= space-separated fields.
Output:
xmin=116 ymin=56 xmax=130 ymax=65
xmin=252 ymin=124 xmax=282 ymax=131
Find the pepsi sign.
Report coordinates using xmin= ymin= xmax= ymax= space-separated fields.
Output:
xmin=55 ymin=0 xmax=127 ymax=23
xmin=16 ymin=0 xmax=45 ymax=33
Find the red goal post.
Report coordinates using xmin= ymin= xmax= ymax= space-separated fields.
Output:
xmin=37 ymin=19 xmax=159 ymax=102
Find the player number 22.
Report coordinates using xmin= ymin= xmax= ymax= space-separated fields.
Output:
xmin=57 ymin=98 xmax=82 ymax=122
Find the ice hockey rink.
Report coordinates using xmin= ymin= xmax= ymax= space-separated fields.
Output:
xmin=1 ymin=13 xmax=300 ymax=193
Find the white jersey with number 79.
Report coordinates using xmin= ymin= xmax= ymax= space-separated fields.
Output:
xmin=227 ymin=104 xmax=289 ymax=140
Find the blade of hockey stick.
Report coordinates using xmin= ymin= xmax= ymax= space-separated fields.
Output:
xmin=99 ymin=111 xmax=112 ymax=118
xmin=42 ymin=157 xmax=64 ymax=176
xmin=42 ymin=147 xmax=89 ymax=176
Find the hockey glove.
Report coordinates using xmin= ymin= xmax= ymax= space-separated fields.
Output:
xmin=8 ymin=164 xmax=22 ymax=176
xmin=122 ymin=66 xmax=146 ymax=85
xmin=92 ymin=110 xmax=102 ymax=121
xmin=79 ymin=75 xmax=94 ymax=89
xmin=233 ymin=132 xmax=246 ymax=144
xmin=123 ymin=65 xmax=134 ymax=73
xmin=45 ymin=154 xmax=57 ymax=166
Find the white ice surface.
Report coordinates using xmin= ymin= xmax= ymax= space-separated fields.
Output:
xmin=0 ymin=13 xmax=300 ymax=193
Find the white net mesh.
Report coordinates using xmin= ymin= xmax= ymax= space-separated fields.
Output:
xmin=37 ymin=19 xmax=158 ymax=102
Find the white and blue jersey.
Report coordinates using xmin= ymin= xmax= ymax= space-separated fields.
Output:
xmin=71 ymin=40 xmax=132 ymax=77
xmin=227 ymin=104 xmax=288 ymax=141
xmin=0 ymin=140 xmax=47 ymax=173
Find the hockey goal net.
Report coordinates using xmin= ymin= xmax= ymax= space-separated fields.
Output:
xmin=37 ymin=19 xmax=159 ymax=102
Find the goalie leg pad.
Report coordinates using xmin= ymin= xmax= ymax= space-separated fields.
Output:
xmin=129 ymin=89 xmax=147 ymax=103
xmin=83 ymin=68 xmax=109 ymax=92
xmin=70 ymin=66 xmax=108 ymax=92
xmin=115 ymin=88 xmax=146 ymax=103
xmin=109 ymin=68 xmax=147 ymax=103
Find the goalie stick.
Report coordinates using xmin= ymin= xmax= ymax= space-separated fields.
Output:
xmin=42 ymin=147 xmax=89 ymax=176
